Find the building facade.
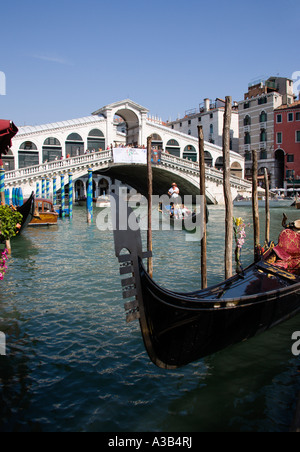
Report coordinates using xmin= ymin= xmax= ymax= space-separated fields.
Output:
xmin=238 ymin=76 xmax=295 ymax=188
xmin=274 ymin=99 xmax=300 ymax=189
xmin=166 ymin=98 xmax=239 ymax=153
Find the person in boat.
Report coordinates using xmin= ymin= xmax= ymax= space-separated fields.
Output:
xmin=181 ymin=204 xmax=191 ymax=217
xmin=265 ymin=215 xmax=300 ymax=275
xmin=168 ymin=183 xmax=180 ymax=203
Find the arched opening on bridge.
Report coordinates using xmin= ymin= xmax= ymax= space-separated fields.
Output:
xmin=166 ymin=139 xmax=180 ymax=157
xmin=215 ymin=156 xmax=223 ymax=171
xmin=183 ymin=145 xmax=197 ymax=162
xmin=75 ymin=180 xmax=85 ymax=199
xmin=230 ymin=161 xmax=243 ymax=178
xmin=88 ymin=129 xmax=105 ymax=152
xmin=114 ymin=109 xmax=139 ymax=146
xmin=2 ymin=149 xmax=15 ymax=171
xmin=18 ymin=141 xmax=39 ymax=168
xmin=274 ymin=149 xmax=285 ymax=188
xmin=150 ymin=133 xmax=163 ymax=151
xmin=43 ymin=137 xmax=62 ymax=163
xmin=99 ymin=178 xmax=109 ymax=196
xmin=205 ymin=151 xmax=213 ymax=167
xmin=66 ymin=133 xmax=84 ymax=157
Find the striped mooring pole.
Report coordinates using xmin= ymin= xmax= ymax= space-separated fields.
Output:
xmin=5 ymin=189 xmax=10 ymax=205
xmin=68 ymin=172 xmax=73 ymax=219
xmin=87 ymin=168 xmax=93 ymax=223
xmin=42 ymin=178 xmax=46 ymax=199
xmin=46 ymin=179 xmax=50 ymax=199
xmin=36 ymin=182 xmax=40 ymax=198
xmin=53 ymin=177 xmax=57 ymax=205
xmin=61 ymin=175 xmax=65 ymax=218
xmin=0 ymin=168 xmax=5 ymax=205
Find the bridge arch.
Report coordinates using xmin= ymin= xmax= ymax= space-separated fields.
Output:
xmin=66 ymin=133 xmax=84 ymax=157
xmin=18 ymin=140 xmax=39 ymax=168
xmin=114 ymin=107 xmax=139 ymax=146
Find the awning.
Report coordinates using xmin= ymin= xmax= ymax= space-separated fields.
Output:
xmin=0 ymin=120 xmax=18 ymax=156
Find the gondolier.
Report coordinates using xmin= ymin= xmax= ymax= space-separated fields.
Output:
xmin=168 ymin=182 xmax=180 ymax=202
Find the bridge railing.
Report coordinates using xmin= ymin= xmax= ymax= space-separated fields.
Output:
xmin=4 ymin=150 xmax=113 ymax=182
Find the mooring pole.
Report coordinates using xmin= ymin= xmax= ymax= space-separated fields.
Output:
xmin=147 ymin=136 xmax=153 ymax=278
xmin=252 ymin=150 xmax=260 ymax=261
xmin=87 ymin=168 xmax=93 ymax=223
xmin=68 ymin=172 xmax=73 ymax=219
xmin=61 ymin=174 xmax=65 ymax=219
xmin=197 ymin=125 xmax=207 ymax=289
xmin=223 ymin=96 xmax=233 ymax=279
xmin=264 ymin=168 xmax=270 ymax=245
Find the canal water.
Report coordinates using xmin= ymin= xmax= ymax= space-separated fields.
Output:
xmin=0 ymin=203 xmax=299 ymax=432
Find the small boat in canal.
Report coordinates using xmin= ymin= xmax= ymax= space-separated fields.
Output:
xmin=29 ymin=198 xmax=59 ymax=226
xmin=159 ymin=202 xmax=209 ymax=230
xmin=112 ymin=195 xmax=300 ymax=369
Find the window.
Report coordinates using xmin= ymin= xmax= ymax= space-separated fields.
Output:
xmin=180 ymin=122 xmax=182 ymax=127
xmin=259 ymin=111 xmax=267 ymax=122
xmin=260 ymin=129 xmax=267 ymax=142
xmin=188 ymin=120 xmax=191 ymax=125
xmin=258 ymin=97 xmax=267 ymax=105
xmin=288 ymin=112 xmax=294 ymax=122
xmin=244 ymin=102 xmax=250 ymax=109
xmin=244 ymin=132 xmax=251 ymax=145
xmin=296 ymin=131 xmax=300 ymax=142
xmin=296 ymin=112 xmax=300 ymax=121
xmin=287 ymin=154 xmax=294 ymax=163
xmin=277 ymin=114 xmax=282 ymax=123
xmin=260 ymin=149 xmax=267 ymax=160
xmin=244 ymin=115 xmax=251 ymax=126
xmin=210 ymin=113 xmax=213 ymax=119
xmin=277 ymin=132 xmax=282 ymax=144
xmin=286 ymin=169 xmax=294 ymax=179
xmin=198 ymin=116 xmax=201 ymax=122
xmin=210 ymin=124 xmax=213 ymax=134
xmin=245 ymin=151 xmax=252 ymax=161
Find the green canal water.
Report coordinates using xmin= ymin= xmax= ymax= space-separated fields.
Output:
xmin=0 ymin=204 xmax=300 ymax=432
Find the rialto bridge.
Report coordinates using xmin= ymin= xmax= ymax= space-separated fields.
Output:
xmin=3 ymin=99 xmax=249 ymax=204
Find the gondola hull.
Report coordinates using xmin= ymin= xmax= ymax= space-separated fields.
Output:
xmin=112 ymin=194 xmax=300 ymax=369
xmin=139 ymin=261 xmax=300 ymax=368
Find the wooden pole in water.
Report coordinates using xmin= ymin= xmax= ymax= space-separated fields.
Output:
xmin=147 ymin=136 xmax=153 ymax=278
xmin=197 ymin=125 xmax=207 ymax=289
xmin=223 ymin=96 xmax=233 ymax=279
xmin=264 ymin=168 xmax=270 ymax=245
xmin=252 ymin=150 xmax=260 ymax=261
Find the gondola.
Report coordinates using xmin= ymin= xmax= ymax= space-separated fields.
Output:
xmin=158 ymin=202 xmax=209 ymax=232
xmin=17 ymin=192 xmax=35 ymax=233
xmin=112 ymin=195 xmax=300 ymax=369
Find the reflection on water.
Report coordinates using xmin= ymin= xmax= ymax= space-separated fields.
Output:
xmin=0 ymin=205 xmax=299 ymax=432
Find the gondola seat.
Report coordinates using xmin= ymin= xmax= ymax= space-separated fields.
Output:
xmin=272 ymin=228 xmax=300 ymax=274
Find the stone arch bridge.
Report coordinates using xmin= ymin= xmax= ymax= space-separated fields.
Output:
xmin=4 ymin=149 xmax=251 ymax=205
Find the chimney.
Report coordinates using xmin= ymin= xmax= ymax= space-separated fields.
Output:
xmin=204 ymin=98 xmax=210 ymax=112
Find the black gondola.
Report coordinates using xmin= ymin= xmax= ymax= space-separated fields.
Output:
xmin=159 ymin=202 xmax=208 ymax=232
xmin=113 ymin=196 xmax=300 ymax=369
xmin=16 ymin=192 xmax=35 ymax=233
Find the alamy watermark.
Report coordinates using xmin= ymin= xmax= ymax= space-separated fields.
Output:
xmin=0 ymin=331 xmax=6 ymax=355
xmin=292 ymin=71 xmax=300 ymax=97
xmin=292 ymin=331 xmax=300 ymax=357
xmin=0 ymin=71 xmax=6 ymax=95
xmin=96 ymin=188 xmax=205 ymax=242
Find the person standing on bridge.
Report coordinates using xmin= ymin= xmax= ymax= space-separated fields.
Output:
xmin=168 ymin=182 xmax=180 ymax=203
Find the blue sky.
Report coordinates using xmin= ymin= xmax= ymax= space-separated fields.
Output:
xmin=0 ymin=0 xmax=299 ymax=127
